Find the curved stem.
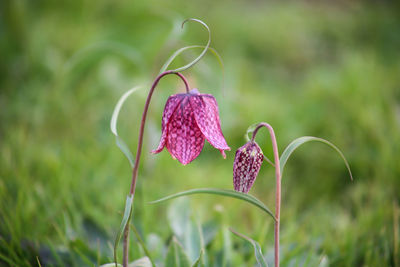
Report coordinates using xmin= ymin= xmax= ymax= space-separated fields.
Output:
xmin=122 ymin=70 xmax=190 ymax=267
xmin=130 ymin=70 xmax=189 ymax=195
xmin=251 ymin=123 xmax=281 ymax=267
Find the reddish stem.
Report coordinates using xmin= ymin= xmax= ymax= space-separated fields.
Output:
xmin=129 ymin=71 xmax=189 ymax=195
xmin=251 ymin=123 xmax=281 ymax=267
xmin=122 ymin=70 xmax=190 ymax=267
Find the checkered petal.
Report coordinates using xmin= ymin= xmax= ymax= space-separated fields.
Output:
xmin=233 ymin=141 xmax=264 ymax=193
xmin=152 ymin=94 xmax=185 ymax=154
xmin=189 ymin=93 xmax=230 ymax=158
xmin=166 ymin=97 xmax=205 ymax=165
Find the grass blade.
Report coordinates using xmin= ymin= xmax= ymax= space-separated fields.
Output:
xmin=36 ymin=256 xmax=42 ymax=267
xmin=150 ymin=188 xmax=276 ymax=221
xmin=280 ymin=136 xmax=353 ymax=180
xmin=230 ymin=228 xmax=268 ymax=267
xmin=0 ymin=253 xmax=17 ymax=266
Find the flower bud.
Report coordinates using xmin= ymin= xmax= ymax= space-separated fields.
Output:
xmin=233 ymin=141 xmax=264 ymax=193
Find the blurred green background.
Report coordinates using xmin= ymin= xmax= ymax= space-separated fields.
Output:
xmin=1 ymin=0 xmax=400 ymax=266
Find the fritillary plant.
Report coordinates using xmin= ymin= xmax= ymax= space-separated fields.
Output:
xmin=107 ymin=18 xmax=233 ymax=267
xmin=105 ymin=18 xmax=353 ymax=267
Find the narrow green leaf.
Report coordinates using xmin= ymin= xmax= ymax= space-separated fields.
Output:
xmin=45 ymin=238 xmax=65 ymax=267
xmin=279 ymin=136 xmax=353 ymax=180
xmin=167 ymin=198 xmax=191 ymax=241
xmin=70 ymin=239 xmax=96 ymax=266
xmin=0 ymin=236 xmax=24 ymax=266
xmin=160 ymin=45 xmax=224 ymax=75
xmin=36 ymin=256 xmax=42 ymax=267
xmin=114 ymin=195 xmax=134 ymax=267
xmin=115 ymin=137 xmax=135 ymax=169
xmin=0 ymin=254 xmax=17 ymax=267
xmin=165 ymin=237 xmax=192 ymax=267
xmin=168 ymin=199 xmax=199 ymax=261
xmin=186 ymin=216 xmax=202 ymax=263
xmin=110 ymin=87 xmax=140 ymax=168
xmin=166 ymin=199 xmax=205 ymax=264
xmin=230 ymin=228 xmax=268 ymax=267
xmin=191 ymin=249 xmax=204 ymax=267
xmin=150 ymin=188 xmax=276 ymax=221
xmin=170 ymin=18 xmax=211 ymax=73
xmin=319 ymin=255 xmax=329 ymax=267
xmin=222 ymin=227 xmax=233 ymax=267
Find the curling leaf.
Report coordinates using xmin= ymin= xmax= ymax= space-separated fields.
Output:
xmin=160 ymin=45 xmax=224 ymax=75
xmin=167 ymin=18 xmax=211 ymax=73
xmin=150 ymin=188 xmax=275 ymax=221
xmin=280 ymin=136 xmax=353 ymax=180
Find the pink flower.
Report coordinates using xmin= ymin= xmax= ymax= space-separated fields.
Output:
xmin=233 ymin=141 xmax=264 ymax=193
xmin=152 ymin=89 xmax=230 ymax=165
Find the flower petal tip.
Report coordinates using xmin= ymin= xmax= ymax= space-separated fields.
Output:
xmin=176 ymin=158 xmax=192 ymax=166
xmin=220 ymin=150 xmax=227 ymax=159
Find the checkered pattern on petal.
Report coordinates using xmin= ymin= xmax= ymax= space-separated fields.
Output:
xmin=152 ymin=94 xmax=185 ymax=154
xmin=233 ymin=141 xmax=264 ymax=193
xmin=166 ymin=98 xmax=205 ymax=165
xmin=189 ymin=94 xmax=230 ymax=158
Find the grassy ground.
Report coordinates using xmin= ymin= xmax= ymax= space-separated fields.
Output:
xmin=1 ymin=0 xmax=400 ymax=266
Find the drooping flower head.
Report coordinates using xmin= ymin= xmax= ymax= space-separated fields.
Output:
xmin=233 ymin=141 xmax=264 ymax=193
xmin=152 ymin=88 xmax=230 ymax=165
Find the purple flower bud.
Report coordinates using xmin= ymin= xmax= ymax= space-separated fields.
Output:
xmin=152 ymin=89 xmax=230 ymax=165
xmin=233 ymin=141 xmax=264 ymax=193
